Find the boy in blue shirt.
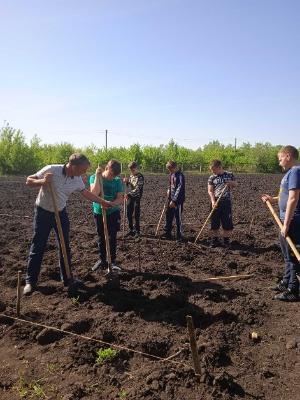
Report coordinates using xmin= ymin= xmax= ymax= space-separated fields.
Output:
xmin=90 ymin=160 xmax=124 ymax=273
xmin=262 ymin=145 xmax=300 ymax=301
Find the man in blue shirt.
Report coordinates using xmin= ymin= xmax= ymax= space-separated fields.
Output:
xmin=262 ymin=145 xmax=300 ymax=301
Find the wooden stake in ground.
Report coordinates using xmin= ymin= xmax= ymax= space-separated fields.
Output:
xmin=194 ymin=185 xmax=228 ymax=244
xmin=138 ymin=238 xmax=141 ymax=271
xmin=248 ymin=215 xmax=254 ymax=236
xmin=122 ymin=174 xmax=127 ymax=243
xmin=155 ymin=196 xmax=169 ymax=236
xmin=49 ymin=182 xmax=73 ymax=281
xmin=16 ymin=270 xmax=22 ymax=317
xmin=186 ymin=315 xmax=201 ymax=376
xmin=98 ymin=172 xmax=113 ymax=274
xmin=265 ymin=200 xmax=300 ymax=262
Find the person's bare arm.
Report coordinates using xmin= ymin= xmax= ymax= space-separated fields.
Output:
xmin=90 ymin=167 xmax=102 ymax=196
xmin=208 ymin=184 xmax=216 ymax=206
xmin=26 ymin=173 xmax=53 ymax=187
xmin=80 ymin=189 xmax=112 ymax=208
xmin=281 ymin=189 xmax=300 ymax=237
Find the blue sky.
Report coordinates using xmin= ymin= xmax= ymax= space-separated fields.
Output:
xmin=1 ymin=0 xmax=299 ymax=149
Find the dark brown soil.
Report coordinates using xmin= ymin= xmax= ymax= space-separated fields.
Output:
xmin=0 ymin=174 xmax=299 ymax=400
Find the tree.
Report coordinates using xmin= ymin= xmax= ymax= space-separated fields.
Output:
xmin=0 ymin=125 xmax=36 ymax=174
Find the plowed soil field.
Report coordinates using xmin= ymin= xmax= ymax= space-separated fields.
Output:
xmin=0 ymin=174 xmax=299 ymax=400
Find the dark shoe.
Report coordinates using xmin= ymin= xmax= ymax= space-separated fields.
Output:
xmin=161 ymin=233 xmax=172 ymax=240
xmin=62 ymin=279 xmax=69 ymax=287
xmin=210 ymin=238 xmax=221 ymax=248
xmin=271 ymin=280 xmax=288 ymax=292
xmin=125 ymin=230 xmax=135 ymax=237
xmin=23 ymin=283 xmax=35 ymax=295
xmin=223 ymin=238 xmax=230 ymax=247
xmin=274 ymin=288 xmax=299 ymax=302
xmin=92 ymin=260 xmax=108 ymax=272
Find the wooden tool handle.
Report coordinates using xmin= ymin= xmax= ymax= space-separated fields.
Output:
xmin=49 ymin=182 xmax=72 ymax=280
xmin=99 ymin=173 xmax=112 ymax=272
xmin=155 ymin=196 xmax=169 ymax=236
xmin=122 ymin=174 xmax=127 ymax=241
xmin=195 ymin=184 xmax=228 ymax=243
xmin=265 ymin=200 xmax=300 ymax=262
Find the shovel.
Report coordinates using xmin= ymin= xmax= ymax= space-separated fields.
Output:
xmin=48 ymin=182 xmax=84 ymax=293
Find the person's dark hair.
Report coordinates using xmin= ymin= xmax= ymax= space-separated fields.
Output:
xmin=107 ymin=159 xmax=121 ymax=176
xmin=128 ymin=161 xmax=138 ymax=169
xmin=210 ymin=159 xmax=222 ymax=168
xmin=279 ymin=145 xmax=299 ymax=160
xmin=166 ymin=160 xmax=177 ymax=169
xmin=69 ymin=153 xmax=90 ymax=166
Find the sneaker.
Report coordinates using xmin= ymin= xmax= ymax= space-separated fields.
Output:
xmin=125 ymin=230 xmax=135 ymax=237
xmin=23 ymin=283 xmax=34 ymax=295
xmin=271 ymin=280 xmax=288 ymax=292
xmin=176 ymin=235 xmax=185 ymax=243
xmin=274 ymin=288 xmax=299 ymax=302
xmin=111 ymin=262 xmax=122 ymax=273
xmin=92 ymin=260 xmax=108 ymax=272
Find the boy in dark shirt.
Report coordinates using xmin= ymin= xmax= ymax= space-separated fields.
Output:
xmin=163 ymin=160 xmax=185 ymax=241
xmin=262 ymin=145 xmax=300 ymax=301
xmin=124 ymin=161 xmax=144 ymax=237
xmin=208 ymin=159 xmax=237 ymax=247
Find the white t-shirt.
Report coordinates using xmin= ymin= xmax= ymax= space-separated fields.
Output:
xmin=35 ymin=165 xmax=85 ymax=212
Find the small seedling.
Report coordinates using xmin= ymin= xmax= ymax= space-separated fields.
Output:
xmin=95 ymin=347 xmax=118 ymax=365
xmin=70 ymin=295 xmax=80 ymax=306
xmin=46 ymin=362 xmax=58 ymax=373
xmin=31 ymin=381 xmax=46 ymax=398
xmin=14 ymin=377 xmax=28 ymax=398
xmin=119 ymin=389 xmax=128 ymax=399
xmin=13 ymin=377 xmax=47 ymax=398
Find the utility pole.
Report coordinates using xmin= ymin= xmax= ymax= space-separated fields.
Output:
xmin=105 ymin=130 xmax=108 ymax=150
xmin=234 ymin=137 xmax=237 ymax=152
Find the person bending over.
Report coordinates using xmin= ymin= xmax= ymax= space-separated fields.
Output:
xmin=24 ymin=153 xmax=111 ymax=295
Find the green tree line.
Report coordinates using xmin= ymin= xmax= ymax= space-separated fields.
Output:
xmin=0 ymin=125 xmax=293 ymax=175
